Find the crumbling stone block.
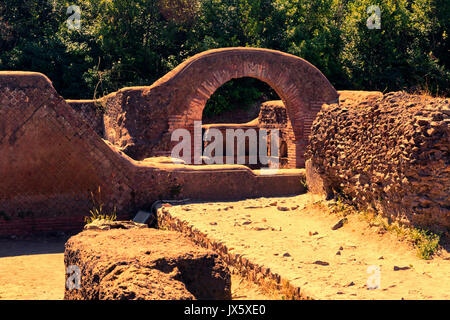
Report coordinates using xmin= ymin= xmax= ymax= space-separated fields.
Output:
xmin=64 ymin=225 xmax=232 ymax=300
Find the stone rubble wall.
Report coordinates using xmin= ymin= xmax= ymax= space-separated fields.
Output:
xmin=306 ymin=91 xmax=450 ymax=232
xmin=64 ymin=224 xmax=231 ymax=300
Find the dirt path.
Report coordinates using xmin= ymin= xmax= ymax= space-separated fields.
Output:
xmin=161 ymin=193 xmax=450 ymax=300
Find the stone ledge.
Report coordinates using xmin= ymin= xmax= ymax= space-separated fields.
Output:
xmin=157 ymin=208 xmax=318 ymax=300
xmin=64 ymin=226 xmax=232 ymax=300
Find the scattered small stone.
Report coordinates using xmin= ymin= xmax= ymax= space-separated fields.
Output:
xmin=339 ymin=246 xmax=344 ymax=251
xmin=336 ymin=251 xmax=341 ymax=255
xmin=309 ymin=231 xmax=319 ymax=236
xmin=347 ymin=281 xmax=355 ymax=287
xmin=332 ymin=218 xmax=348 ymax=230
xmin=283 ymin=252 xmax=291 ymax=257
xmin=209 ymin=222 xmax=217 ymax=226
xmin=277 ymin=206 xmax=290 ymax=211
xmin=291 ymin=205 xmax=300 ymax=210
xmin=393 ymin=266 xmax=411 ymax=271
xmin=313 ymin=260 xmax=329 ymax=266
xmin=252 ymin=227 xmax=268 ymax=231
xmin=242 ymin=221 xmax=252 ymax=225
xmin=269 ymin=201 xmax=278 ymax=206
xmin=378 ymin=256 xmax=384 ymax=260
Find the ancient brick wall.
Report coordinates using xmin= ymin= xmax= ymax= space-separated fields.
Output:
xmin=258 ymin=101 xmax=297 ymax=169
xmin=306 ymin=91 xmax=449 ymax=232
xmin=0 ymin=46 xmax=337 ymax=236
xmin=100 ymin=87 xmax=174 ymax=159
xmin=199 ymin=100 xmax=297 ymax=169
xmin=100 ymin=48 xmax=338 ymax=167
xmin=201 ymin=123 xmax=262 ymax=169
xmin=66 ymin=100 xmax=105 ymax=137
xmin=0 ymin=71 xmax=306 ymax=236
xmin=0 ymin=72 xmax=135 ymax=236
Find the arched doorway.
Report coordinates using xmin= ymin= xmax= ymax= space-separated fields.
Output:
xmin=201 ymin=77 xmax=282 ymax=169
xmin=161 ymin=47 xmax=339 ymax=168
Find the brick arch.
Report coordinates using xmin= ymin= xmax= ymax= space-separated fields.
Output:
xmin=156 ymin=48 xmax=338 ymax=167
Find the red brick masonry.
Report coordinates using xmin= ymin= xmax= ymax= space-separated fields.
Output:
xmin=2 ymin=47 xmax=329 ymax=235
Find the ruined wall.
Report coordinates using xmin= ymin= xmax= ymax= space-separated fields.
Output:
xmin=99 ymin=48 xmax=338 ymax=167
xmin=258 ymin=101 xmax=297 ymax=169
xmin=100 ymin=87 xmax=173 ymax=159
xmin=0 ymin=72 xmax=135 ymax=236
xmin=0 ymin=71 xmax=305 ymax=236
xmin=306 ymin=91 xmax=450 ymax=232
xmin=2 ymin=46 xmax=336 ymax=236
xmin=66 ymin=100 xmax=104 ymax=137
xmin=196 ymin=101 xmax=297 ymax=169
xmin=201 ymin=123 xmax=263 ymax=169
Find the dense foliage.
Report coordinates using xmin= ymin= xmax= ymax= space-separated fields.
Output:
xmin=0 ymin=0 xmax=448 ymax=115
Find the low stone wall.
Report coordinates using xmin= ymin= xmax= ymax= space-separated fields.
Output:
xmin=64 ymin=222 xmax=232 ymax=300
xmin=306 ymin=91 xmax=450 ymax=232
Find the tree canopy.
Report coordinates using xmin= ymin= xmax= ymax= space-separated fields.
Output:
xmin=1 ymin=0 xmax=448 ymax=115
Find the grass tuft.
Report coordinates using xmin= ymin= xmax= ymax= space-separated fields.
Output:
xmin=327 ymin=195 xmax=441 ymax=260
xmin=84 ymin=186 xmax=117 ymax=225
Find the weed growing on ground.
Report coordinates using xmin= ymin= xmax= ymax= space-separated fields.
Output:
xmin=409 ymin=228 xmax=441 ymax=260
xmin=299 ymin=177 xmax=308 ymax=191
xmin=327 ymin=196 xmax=441 ymax=260
xmin=84 ymin=186 xmax=117 ymax=224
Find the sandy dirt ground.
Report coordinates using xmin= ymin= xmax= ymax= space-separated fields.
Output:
xmin=164 ymin=193 xmax=450 ymax=300
xmin=1 ymin=193 xmax=448 ymax=300
xmin=0 ymin=238 xmax=67 ymax=300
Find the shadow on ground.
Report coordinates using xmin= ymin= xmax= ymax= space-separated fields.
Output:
xmin=0 ymin=236 xmax=70 ymax=258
